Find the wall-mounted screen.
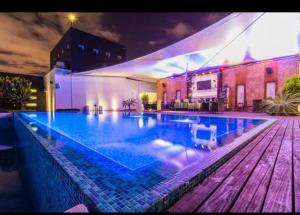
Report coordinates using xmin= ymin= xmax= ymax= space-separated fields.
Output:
xmin=197 ymin=80 xmax=211 ymax=90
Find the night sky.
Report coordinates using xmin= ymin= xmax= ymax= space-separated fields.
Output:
xmin=0 ymin=12 xmax=230 ymax=76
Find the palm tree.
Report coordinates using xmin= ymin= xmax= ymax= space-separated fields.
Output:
xmin=122 ymin=98 xmax=137 ymax=111
xmin=260 ymin=91 xmax=300 ymax=116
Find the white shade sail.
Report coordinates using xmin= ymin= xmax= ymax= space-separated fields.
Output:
xmin=78 ymin=12 xmax=300 ymax=83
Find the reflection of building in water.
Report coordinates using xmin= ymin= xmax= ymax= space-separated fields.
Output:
xmin=190 ymin=123 xmax=217 ymax=151
xmin=138 ymin=116 xmax=157 ymax=128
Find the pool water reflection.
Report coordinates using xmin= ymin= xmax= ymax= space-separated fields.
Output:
xmin=17 ymin=111 xmax=266 ymax=212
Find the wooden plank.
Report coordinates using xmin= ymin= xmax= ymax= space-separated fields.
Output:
xmin=197 ymin=119 xmax=288 ymax=213
xmin=168 ymin=120 xmax=280 ymax=212
xmin=230 ymin=118 xmax=292 ymax=212
xmin=293 ymin=117 xmax=300 ymax=212
xmin=262 ymin=117 xmax=294 ymax=212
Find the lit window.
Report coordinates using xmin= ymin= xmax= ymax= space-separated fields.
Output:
xmin=93 ymin=48 xmax=99 ymax=55
xmin=105 ymin=52 xmax=111 ymax=59
xmin=30 ymin=96 xmax=37 ymax=100
xmin=26 ymin=103 xmax=37 ymax=107
xmin=30 ymin=89 xmax=37 ymax=93
xmin=78 ymin=44 xmax=85 ymax=51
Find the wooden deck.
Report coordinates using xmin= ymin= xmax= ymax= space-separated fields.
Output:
xmin=168 ymin=116 xmax=300 ymax=213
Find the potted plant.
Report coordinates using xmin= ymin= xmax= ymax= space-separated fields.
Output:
xmin=260 ymin=91 xmax=300 ymax=116
xmin=141 ymin=93 xmax=149 ymax=110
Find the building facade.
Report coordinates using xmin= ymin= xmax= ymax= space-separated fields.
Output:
xmin=45 ymin=68 xmax=156 ymax=112
xmin=157 ymin=54 xmax=300 ymax=111
xmin=50 ymin=27 xmax=126 ymax=73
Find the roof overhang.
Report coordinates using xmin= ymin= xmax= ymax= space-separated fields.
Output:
xmin=77 ymin=12 xmax=300 ymax=83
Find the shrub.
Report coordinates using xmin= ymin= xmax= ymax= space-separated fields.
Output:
xmin=283 ymin=75 xmax=300 ymax=95
xmin=141 ymin=93 xmax=149 ymax=104
xmin=260 ymin=91 xmax=300 ymax=116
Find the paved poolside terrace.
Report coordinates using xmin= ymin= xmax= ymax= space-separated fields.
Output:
xmin=162 ymin=112 xmax=300 ymax=213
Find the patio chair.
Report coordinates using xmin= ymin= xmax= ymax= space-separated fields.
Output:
xmin=182 ymin=99 xmax=189 ymax=110
xmin=200 ymin=102 xmax=209 ymax=111
xmin=188 ymin=102 xmax=195 ymax=111
xmin=194 ymin=101 xmax=201 ymax=111
xmin=209 ymin=101 xmax=218 ymax=113
xmin=217 ymin=98 xmax=225 ymax=113
xmin=174 ymin=99 xmax=181 ymax=110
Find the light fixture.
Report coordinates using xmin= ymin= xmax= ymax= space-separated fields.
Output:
xmin=68 ymin=13 xmax=77 ymax=26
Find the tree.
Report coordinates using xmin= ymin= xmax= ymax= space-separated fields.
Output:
xmin=122 ymin=98 xmax=137 ymax=111
xmin=0 ymin=76 xmax=32 ymax=110
xmin=283 ymin=75 xmax=300 ymax=95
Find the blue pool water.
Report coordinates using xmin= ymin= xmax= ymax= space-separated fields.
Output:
xmin=16 ymin=112 xmax=266 ymax=212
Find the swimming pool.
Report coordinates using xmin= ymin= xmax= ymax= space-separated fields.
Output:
xmin=14 ymin=112 xmax=274 ymax=212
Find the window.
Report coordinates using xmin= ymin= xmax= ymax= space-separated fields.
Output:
xmin=78 ymin=44 xmax=85 ymax=51
xmin=67 ymin=43 xmax=70 ymax=49
xmin=237 ymin=85 xmax=245 ymax=107
xmin=176 ymin=90 xmax=181 ymax=100
xmin=117 ymin=55 xmax=122 ymax=60
xmin=62 ymin=49 xmax=64 ymax=54
xmin=93 ymin=48 xmax=99 ymax=55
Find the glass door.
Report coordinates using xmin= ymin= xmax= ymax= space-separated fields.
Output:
xmin=237 ymin=85 xmax=245 ymax=107
xmin=266 ymin=82 xmax=276 ymax=98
